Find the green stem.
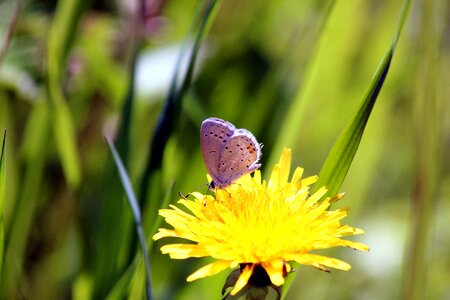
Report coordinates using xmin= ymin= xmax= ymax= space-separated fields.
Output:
xmin=402 ymin=0 xmax=442 ymax=298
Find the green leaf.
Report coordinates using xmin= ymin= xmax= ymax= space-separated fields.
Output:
xmin=106 ymin=181 xmax=173 ymax=300
xmin=311 ymin=0 xmax=411 ymax=198
xmin=105 ymin=258 xmax=138 ymax=300
xmin=1 ymin=101 xmax=50 ymax=297
xmin=116 ymin=6 xmax=146 ymax=164
xmin=47 ymin=0 xmax=85 ymax=187
xmin=106 ymin=138 xmax=153 ymax=300
xmin=281 ymin=0 xmax=411 ymax=298
xmin=72 ymin=272 xmax=93 ymax=300
xmin=265 ymin=0 xmax=338 ymax=171
xmin=402 ymin=0 xmax=441 ymax=298
xmin=0 ymin=129 xmax=6 ymax=272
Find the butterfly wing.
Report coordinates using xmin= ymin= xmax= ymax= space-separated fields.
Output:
xmin=200 ymin=118 xmax=236 ymax=184
xmin=216 ymin=129 xmax=261 ymax=186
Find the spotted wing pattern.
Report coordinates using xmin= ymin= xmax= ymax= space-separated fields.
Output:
xmin=200 ymin=117 xmax=262 ymax=189
xmin=216 ymin=129 xmax=261 ymax=186
xmin=200 ymin=118 xmax=236 ymax=185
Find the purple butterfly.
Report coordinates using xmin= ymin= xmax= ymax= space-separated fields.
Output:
xmin=200 ymin=117 xmax=262 ymax=189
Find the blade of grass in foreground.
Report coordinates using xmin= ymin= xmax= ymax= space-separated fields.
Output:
xmin=105 ymin=181 xmax=174 ymax=300
xmin=106 ymin=138 xmax=153 ymax=300
xmin=282 ymin=0 xmax=411 ymax=298
xmin=311 ymin=0 xmax=411 ymax=198
xmin=108 ymin=0 xmax=146 ymax=275
xmin=89 ymin=7 xmax=142 ymax=288
xmin=128 ymin=180 xmax=174 ymax=299
xmin=0 ymin=130 xmax=6 ymax=273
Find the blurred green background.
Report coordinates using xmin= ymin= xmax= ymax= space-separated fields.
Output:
xmin=0 ymin=0 xmax=448 ymax=299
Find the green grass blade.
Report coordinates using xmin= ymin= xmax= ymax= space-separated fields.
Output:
xmin=1 ymin=100 xmax=50 ymax=297
xmin=106 ymin=181 xmax=173 ymax=300
xmin=138 ymin=0 xmax=220 ymax=206
xmin=310 ymin=50 xmax=392 ymax=197
xmin=88 ymin=10 xmax=144 ymax=290
xmin=47 ymin=0 xmax=84 ymax=187
xmin=128 ymin=180 xmax=174 ymax=299
xmin=0 ymin=129 xmax=6 ymax=273
xmin=265 ymin=0 xmax=337 ymax=171
xmin=105 ymin=258 xmax=138 ymax=300
xmin=116 ymin=8 xmax=147 ymax=263
xmin=402 ymin=0 xmax=442 ymax=298
xmin=311 ymin=0 xmax=411 ymax=198
xmin=115 ymin=52 xmax=137 ymax=163
xmin=106 ymin=138 xmax=153 ymax=300
xmin=116 ymin=1 xmax=146 ymax=162
xmin=281 ymin=0 xmax=411 ymax=298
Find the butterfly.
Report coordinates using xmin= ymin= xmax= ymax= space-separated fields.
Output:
xmin=200 ymin=117 xmax=262 ymax=189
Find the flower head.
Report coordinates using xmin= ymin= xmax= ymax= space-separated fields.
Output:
xmin=153 ymin=148 xmax=369 ymax=295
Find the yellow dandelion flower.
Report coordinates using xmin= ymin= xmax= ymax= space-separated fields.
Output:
xmin=153 ymin=148 xmax=369 ymax=296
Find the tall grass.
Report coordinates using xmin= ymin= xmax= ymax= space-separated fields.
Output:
xmin=0 ymin=0 xmax=448 ymax=299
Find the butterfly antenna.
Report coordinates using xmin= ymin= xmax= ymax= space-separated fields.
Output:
xmin=179 ymin=182 xmax=210 ymax=200
xmin=178 ymin=191 xmax=191 ymax=199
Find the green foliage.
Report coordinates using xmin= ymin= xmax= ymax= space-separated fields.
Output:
xmin=282 ymin=0 xmax=412 ymax=297
xmin=106 ymin=138 xmax=152 ymax=300
xmin=0 ymin=0 xmax=448 ymax=299
xmin=47 ymin=0 xmax=84 ymax=187
xmin=0 ymin=130 xmax=6 ymax=272
xmin=312 ymin=0 xmax=412 ymax=198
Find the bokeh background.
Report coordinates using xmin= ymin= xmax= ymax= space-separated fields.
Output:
xmin=0 ymin=0 xmax=448 ymax=299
